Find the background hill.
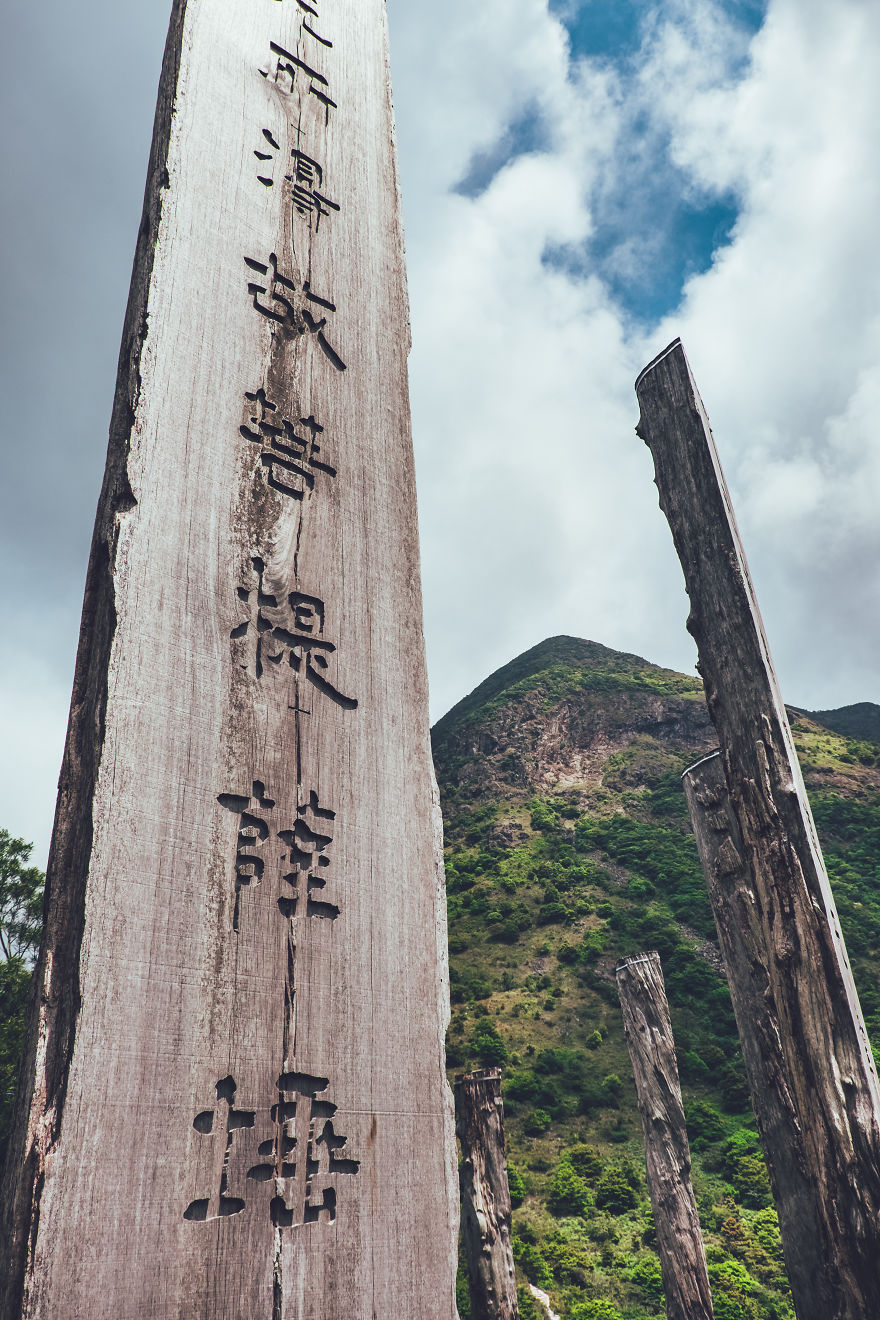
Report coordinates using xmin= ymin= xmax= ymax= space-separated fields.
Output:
xmin=435 ymin=636 xmax=880 ymax=1320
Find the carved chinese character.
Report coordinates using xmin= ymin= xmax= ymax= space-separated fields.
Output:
xmin=278 ymin=790 xmax=340 ymax=921
xmin=218 ymin=778 xmax=341 ymax=927
xmin=240 ymin=388 xmax=336 ymax=501
xmin=216 ymin=781 xmax=277 ymax=931
xmin=232 ymin=558 xmax=358 ymax=710
xmin=253 ymin=137 xmax=340 ymax=232
xmin=288 ymin=150 xmax=339 ymax=226
xmin=245 ymin=253 xmax=346 ymax=372
xmin=184 ymin=1072 xmax=359 ymax=1228
xmin=259 ymin=39 xmax=336 ymax=115
xmin=183 ymin=1077 xmax=257 ymax=1222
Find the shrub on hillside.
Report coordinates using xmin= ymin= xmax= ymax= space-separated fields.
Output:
xmin=593 ymin=1168 xmax=637 ymax=1214
xmin=524 ymin=1108 xmax=552 ymax=1135
xmin=630 ymin=1253 xmax=664 ymax=1304
xmin=507 ymin=1163 xmax=526 ymax=1207
xmin=569 ymin=1301 xmax=623 ymax=1320
xmin=471 ymin=1020 xmax=507 ymax=1067
xmin=516 ymin=1285 xmax=542 ymax=1319
xmin=684 ymin=1099 xmax=725 ymax=1149
xmin=538 ymin=900 xmax=571 ymax=925
xmin=567 ymin=1144 xmax=603 ymax=1182
xmin=449 ymin=966 xmax=493 ymax=1003
xmin=512 ymin=1234 xmax=553 ymax=1287
xmin=547 ymin=1154 xmax=592 ymax=1218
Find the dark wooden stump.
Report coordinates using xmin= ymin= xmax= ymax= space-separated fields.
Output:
xmin=455 ymin=1069 xmax=519 ymax=1320
xmin=617 ymin=953 xmax=714 ymax=1320
xmin=637 ymin=339 xmax=880 ymax=1320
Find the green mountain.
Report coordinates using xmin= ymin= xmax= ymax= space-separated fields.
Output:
xmin=796 ymin=700 xmax=880 ymax=746
xmin=434 ymin=636 xmax=880 ymax=1320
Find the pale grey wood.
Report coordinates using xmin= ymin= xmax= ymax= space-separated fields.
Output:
xmin=636 ymin=339 xmax=880 ymax=1320
xmin=0 ymin=2 xmax=458 ymax=1316
xmin=455 ymin=1069 xmax=518 ymax=1320
xmin=616 ymin=954 xmax=714 ymax=1320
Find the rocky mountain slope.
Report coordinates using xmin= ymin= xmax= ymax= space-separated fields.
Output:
xmin=434 ymin=636 xmax=880 ymax=1320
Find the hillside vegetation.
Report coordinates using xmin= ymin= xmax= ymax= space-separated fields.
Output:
xmin=435 ymin=637 xmax=880 ymax=1320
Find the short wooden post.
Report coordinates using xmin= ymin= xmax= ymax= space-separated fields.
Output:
xmin=636 ymin=339 xmax=880 ymax=1320
xmin=616 ymin=953 xmax=714 ymax=1320
xmin=455 ymin=1069 xmax=519 ymax=1320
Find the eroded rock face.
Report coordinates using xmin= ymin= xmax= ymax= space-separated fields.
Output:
xmin=432 ymin=636 xmax=717 ymax=810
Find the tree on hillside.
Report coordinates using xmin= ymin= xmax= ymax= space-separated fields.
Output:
xmin=0 ymin=829 xmax=45 ymax=1153
xmin=0 ymin=829 xmax=45 ymax=963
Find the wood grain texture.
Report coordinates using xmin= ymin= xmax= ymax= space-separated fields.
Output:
xmin=455 ymin=1070 xmax=518 ymax=1320
xmin=636 ymin=339 xmax=880 ymax=1320
xmin=0 ymin=2 xmax=458 ymax=1316
xmin=616 ymin=954 xmax=714 ymax=1320
xmin=683 ymin=752 xmax=848 ymax=1318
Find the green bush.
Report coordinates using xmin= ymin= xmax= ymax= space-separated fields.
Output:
xmin=728 ymin=1155 xmax=772 ymax=1209
xmin=601 ymin=1073 xmax=624 ymax=1103
xmin=594 ymin=1168 xmax=637 ymax=1214
xmin=630 ymin=1253 xmax=664 ymax=1303
xmin=524 ymin=1108 xmax=552 ymax=1135
xmin=538 ymin=901 xmax=571 ymax=925
xmin=0 ymin=958 xmax=32 ymax=1152
xmin=530 ymin=800 xmax=560 ymax=832
xmin=449 ymin=966 xmax=493 ymax=1003
xmin=512 ymin=1235 xmax=553 ymax=1287
xmin=471 ymin=1020 xmax=507 ymax=1067
xmin=569 ymin=1301 xmax=623 ymax=1320
xmin=517 ymin=1285 xmax=542 ymax=1319
xmin=455 ymin=1260 xmax=471 ymax=1318
xmin=568 ymin=1144 xmax=603 ymax=1182
xmin=547 ymin=1155 xmax=591 ymax=1217
xmin=685 ymin=1099 xmax=726 ymax=1148
xmin=507 ymin=1163 xmax=526 ymax=1206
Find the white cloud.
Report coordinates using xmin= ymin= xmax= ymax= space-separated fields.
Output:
xmin=387 ymin=0 xmax=880 ymax=716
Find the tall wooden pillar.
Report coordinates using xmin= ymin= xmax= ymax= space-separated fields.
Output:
xmin=0 ymin=2 xmax=458 ymax=1316
xmin=635 ymin=339 xmax=880 ymax=1320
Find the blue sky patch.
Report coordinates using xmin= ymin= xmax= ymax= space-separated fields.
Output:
xmin=453 ymin=106 xmax=550 ymax=198
xmin=544 ymin=186 xmax=739 ymax=324
xmin=550 ymin=0 xmax=768 ymax=63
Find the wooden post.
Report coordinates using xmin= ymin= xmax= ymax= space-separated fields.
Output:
xmin=0 ymin=2 xmax=458 ymax=1316
xmin=683 ymin=750 xmax=847 ymax=1314
xmin=455 ymin=1069 xmax=519 ymax=1320
xmin=616 ymin=953 xmax=714 ymax=1320
xmin=636 ymin=339 xmax=880 ymax=1320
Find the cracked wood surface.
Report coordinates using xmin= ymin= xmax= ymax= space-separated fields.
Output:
xmin=616 ymin=953 xmax=714 ymax=1320
xmin=637 ymin=339 xmax=880 ymax=1320
xmin=455 ymin=1069 xmax=519 ymax=1320
xmin=0 ymin=2 xmax=458 ymax=1316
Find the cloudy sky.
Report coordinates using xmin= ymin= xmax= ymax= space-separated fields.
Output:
xmin=2 ymin=0 xmax=880 ymax=864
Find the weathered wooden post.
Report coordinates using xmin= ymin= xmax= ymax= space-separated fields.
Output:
xmin=616 ymin=953 xmax=714 ymax=1320
xmin=455 ymin=1069 xmax=519 ymax=1320
xmin=636 ymin=339 xmax=880 ymax=1320
xmin=0 ymin=2 xmax=458 ymax=1316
